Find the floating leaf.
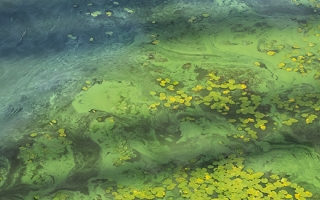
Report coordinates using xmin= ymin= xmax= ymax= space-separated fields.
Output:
xmin=282 ymin=118 xmax=298 ymax=126
xmin=228 ymin=79 xmax=236 ymax=84
xmin=267 ymin=51 xmax=275 ymax=56
xmin=185 ymin=96 xmax=192 ymax=101
xmin=166 ymin=183 xmax=176 ymax=190
xmin=172 ymin=81 xmax=179 ymax=85
xmin=160 ymin=80 xmax=166 ymax=86
xmin=176 ymin=90 xmax=184 ymax=94
xmin=254 ymin=62 xmax=260 ymax=66
xmin=167 ymin=85 xmax=174 ymax=91
xmin=278 ymin=62 xmax=286 ymax=68
xmin=159 ymin=96 xmax=166 ymax=100
xmin=168 ymin=96 xmax=176 ymax=103
xmin=181 ymin=93 xmax=188 ymax=98
xmin=162 ymin=178 xmax=172 ymax=185
xmin=164 ymin=102 xmax=171 ymax=107
xmin=30 ymin=133 xmax=37 ymax=137
xmin=306 ymin=114 xmax=317 ymax=124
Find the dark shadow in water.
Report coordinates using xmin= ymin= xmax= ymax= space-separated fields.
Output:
xmin=0 ymin=106 xmax=319 ymax=199
xmin=0 ymin=0 xmax=316 ymax=59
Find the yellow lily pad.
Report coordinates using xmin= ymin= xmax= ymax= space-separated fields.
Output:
xmin=254 ymin=62 xmax=260 ymax=66
xmin=278 ymin=62 xmax=286 ymax=68
xmin=176 ymin=90 xmax=184 ymax=94
xmin=167 ymin=85 xmax=174 ymax=91
xmin=267 ymin=51 xmax=275 ymax=56
xmin=306 ymin=114 xmax=317 ymax=124
xmin=164 ymin=102 xmax=171 ymax=107
xmin=159 ymin=96 xmax=166 ymax=100
xmin=30 ymin=133 xmax=37 ymax=137
xmin=149 ymin=91 xmax=157 ymax=95
xmin=172 ymin=81 xmax=179 ymax=85
xmin=91 ymin=11 xmax=102 ymax=17
xmin=162 ymin=178 xmax=172 ymax=185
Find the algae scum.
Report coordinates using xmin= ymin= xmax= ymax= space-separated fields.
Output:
xmin=2 ymin=0 xmax=320 ymax=199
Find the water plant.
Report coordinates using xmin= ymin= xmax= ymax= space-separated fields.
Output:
xmin=106 ymin=154 xmax=313 ymax=199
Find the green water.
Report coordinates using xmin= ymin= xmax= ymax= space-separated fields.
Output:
xmin=0 ymin=0 xmax=320 ymax=199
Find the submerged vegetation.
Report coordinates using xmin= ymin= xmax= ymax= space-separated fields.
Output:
xmin=1 ymin=0 xmax=320 ymax=199
xmin=107 ymin=154 xmax=313 ymax=199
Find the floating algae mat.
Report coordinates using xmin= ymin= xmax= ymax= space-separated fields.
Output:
xmin=1 ymin=0 xmax=320 ymax=199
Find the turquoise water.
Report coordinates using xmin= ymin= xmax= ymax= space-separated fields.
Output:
xmin=0 ymin=0 xmax=320 ymax=199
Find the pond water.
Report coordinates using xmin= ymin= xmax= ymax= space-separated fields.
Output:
xmin=0 ymin=0 xmax=319 ymax=199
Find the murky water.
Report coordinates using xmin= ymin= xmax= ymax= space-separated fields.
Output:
xmin=0 ymin=0 xmax=319 ymax=199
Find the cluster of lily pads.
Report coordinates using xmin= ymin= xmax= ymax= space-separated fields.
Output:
xmin=276 ymin=44 xmax=316 ymax=76
xmin=270 ymin=93 xmax=320 ymax=125
xmin=270 ymin=19 xmax=319 ymax=76
xmin=149 ymin=73 xmax=247 ymax=112
xmin=14 ymin=129 xmax=74 ymax=191
xmin=192 ymin=73 xmax=247 ymax=113
xmin=106 ymin=154 xmax=313 ymax=199
xmin=254 ymin=15 xmax=320 ymax=78
xmin=149 ymin=72 xmax=272 ymax=142
xmin=25 ymin=132 xmax=71 ymax=155
xmin=149 ymin=78 xmax=193 ymax=110
xmin=112 ymin=140 xmax=136 ymax=167
xmin=19 ymin=127 xmax=73 ymax=165
xmin=149 ymin=64 xmax=320 ymax=141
